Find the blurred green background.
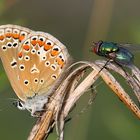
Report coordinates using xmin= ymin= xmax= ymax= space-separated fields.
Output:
xmin=0 ymin=0 xmax=140 ymax=139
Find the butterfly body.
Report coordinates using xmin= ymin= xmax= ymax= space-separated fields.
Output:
xmin=0 ymin=25 xmax=71 ymax=115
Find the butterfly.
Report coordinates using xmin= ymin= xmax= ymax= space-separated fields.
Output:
xmin=0 ymin=24 xmax=71 ymax=116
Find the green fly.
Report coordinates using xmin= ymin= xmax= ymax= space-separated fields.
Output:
xmin=92 ymin=41 xmax=140 ymax=104
xmin=92 ymin=40 xmax=134 ymax=68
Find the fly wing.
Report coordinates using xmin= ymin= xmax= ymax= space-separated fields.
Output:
xmin=119 ymin=43 xmax=140 ymax=52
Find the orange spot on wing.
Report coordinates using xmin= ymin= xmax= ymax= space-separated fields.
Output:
xmin=5 ymin=33 xmax=12 ymax=38
xmin=0 ymin=35 xmax=4 ymax=40
xmin=31 ymin=40 xmax=37 ymax=46
xmin=38 ymin=40 xmax=45 ymax=47
xmin=44 ymin=44 xmax=52 ymax=51
xmin=18 ymin=52 xmax=23 ymax=58
xmin=19 ymin=35 xmax=25 ymax=42
xmin=23 ymin=45 xmax=30 ymax=51
xmin=51 ymin=50 xmax=59 ymax=56
xmin=13 ymin=33 xmax=20 ymax=39
xmin=56 ymin=58 xmax=64 ymax=68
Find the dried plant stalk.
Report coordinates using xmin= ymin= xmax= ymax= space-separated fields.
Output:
xmin=100 ymin=66 xmax=140 ymax=118
xmin=28 ymin=111 xmax=53 ymax=140
xmin=62 ymin=61 xmax=140 ymax=118
xmin=95 ymin=60 xmax=140 ymax=102
xmin=28 ymin=61 xmax=140 ymax=140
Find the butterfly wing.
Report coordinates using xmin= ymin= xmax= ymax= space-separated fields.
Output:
xmin=17 ymin=32 xmax=71 ymax=100
xmin=0 ymin=25 xmax=33 ymax=101
xmin=0 ymin=25 xmax=71 ymax=102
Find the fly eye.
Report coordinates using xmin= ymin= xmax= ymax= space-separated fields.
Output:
xmin=93 ymin=46 xmax=98 ymax=53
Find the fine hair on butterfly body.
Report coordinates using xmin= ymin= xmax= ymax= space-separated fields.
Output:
xmin=0 ymin=24 xmax=72 ymax=116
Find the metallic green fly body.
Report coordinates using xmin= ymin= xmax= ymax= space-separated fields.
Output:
xmin=92 ymin=40 xmax=134 ymax=67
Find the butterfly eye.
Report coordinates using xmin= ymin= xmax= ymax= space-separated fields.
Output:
xmin=13 ymin=100 xmax=25 ymax=110
xmin=17 ymin=101 xmax=25 ymax=110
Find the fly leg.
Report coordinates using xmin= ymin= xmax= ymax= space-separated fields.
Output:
xmin=98 ymin=59 xmax=112 ymax=73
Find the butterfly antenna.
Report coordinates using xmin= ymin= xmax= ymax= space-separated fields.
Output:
xmin=6 ymin=97 xmax=19 ymax=101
